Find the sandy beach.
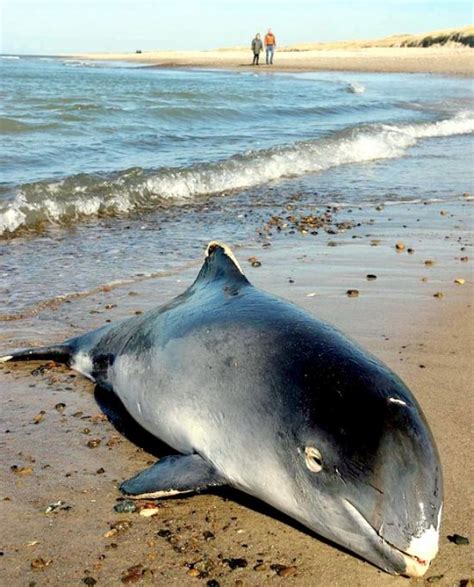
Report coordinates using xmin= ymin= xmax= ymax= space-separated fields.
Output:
xmin=69 ymin=46 xmax=474 ymax=76
xmin=1 ymin=198 xmax=472 ymax=586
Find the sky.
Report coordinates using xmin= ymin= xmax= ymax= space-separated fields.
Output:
xmin=0 ymin=0 xmax=472 ymax=55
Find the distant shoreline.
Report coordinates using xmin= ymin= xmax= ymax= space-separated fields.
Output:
xmin=65 ymin=47 xmax=474 ymax=77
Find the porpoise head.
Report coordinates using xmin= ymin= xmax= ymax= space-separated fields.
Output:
xmin=272 ymin=347 xmax=443 ymax=577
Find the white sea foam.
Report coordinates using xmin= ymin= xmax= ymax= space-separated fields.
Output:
xmin=1 ymin=112 xmax=473 ymax=236
xmin=346 ymin=82 xmax=366 ymax=94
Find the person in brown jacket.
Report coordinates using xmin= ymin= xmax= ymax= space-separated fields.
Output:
xmin=264 ymin=29 xmax=276 ymax=65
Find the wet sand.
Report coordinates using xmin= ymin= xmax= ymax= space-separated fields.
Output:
xmin=0 ymin=199 xmax=473 ymax=586
xmin=69 ymin=47 xmax=474 ymax=76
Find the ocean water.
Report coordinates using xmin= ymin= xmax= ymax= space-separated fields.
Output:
xmin=1 ymin=56 xmax=473 ymax=316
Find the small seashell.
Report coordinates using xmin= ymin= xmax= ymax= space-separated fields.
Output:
xmin=139 ymin=507 xmax=160 ymax=518
xmin=87 ymin=439 xmax=101 ymax=449
xmin=186 ymin=568 xmax=201 ymax=578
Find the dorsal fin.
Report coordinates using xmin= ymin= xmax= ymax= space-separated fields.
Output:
xmin=193 ymin=241 xmax=250 ymax=287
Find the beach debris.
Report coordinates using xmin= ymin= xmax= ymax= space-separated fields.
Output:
xmin=395 ymin=242 xmax=405 ymax=252
xmin=157 ymin=528 xmax=172 ymax=539
xmin=134 ymin=310 xmax=143 ymax=315
xmin=31 ymin=557 xmax=53 ymax=571
xmin=247 ymin=256 xmax=261 ymax=268
xmin=203 ymin=531 xmax=215 ymax=541
xmin=54 ymin=402 xmax=66 ymax=412
xmin=370 ymin=239 xmax=381 ymax=246
xmin=33 ymin=410 xmax=46 ymax=424
xmin=87 ymin=438 xmax=101 ymax=449
xmin=366 ymin=274 xmax=377 ymax=280
xmin=105 ymin=304 xmax=117 ymax=310
xmin=270 ymin=564 xmax=298 ymax=577
xmin=114 ymin=500 xmax=137 ymax=514
xmin=206 ymin=580 xmax=220 ymax=587
xmin=421 ymin=277 xmax=429 ymax=282
xmin=447 ymin=534 xmax=469 ymax=545
xmin=460 ymin=256 xmax=469 ymax=262
xmin=424 ymin=259 xmax=435 ymax=266
xmin=426 ymin=575 xmax=444 ymax=583
xmin=105 ymin=520 xmax=133 ymax=538
xmin=96 ymin=467 xmax=105 ymax=474
xmin=224 ymin=557 xmax=248 ymax=570
xmin=458 ymin=580 xmax=471 ymax=587
xmin=454 ymin=278 xmax=465 ymax=285
xmin=433 ymin=292 xmax=444 ymax=299
xmin=254 ymin=563 xmax=268 ymax=571
xmin=306 ymin=292 xmax=317 ymax=297
xmin=82 ymin=577 xmax=97 ymax=586
xmin=346 ymin=289 xmax=360 ymax=298
xmin=11 ymin=465 xmax=33 ymax=475
xmin=44 ymin=500 xmax=71 ymax=514
xmin=407 ymin=248 xmax=415 ymax=254
xmin=186 ymin=568 xmax=201 ymax=578
xmin=139 ymin=506 xmax=160 ymax=518
xmin=121 ymin=564 xmax=146 ymax=584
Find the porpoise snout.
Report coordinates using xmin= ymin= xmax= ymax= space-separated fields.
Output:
xmin=346 ymin=406 xmax=443 ymax=577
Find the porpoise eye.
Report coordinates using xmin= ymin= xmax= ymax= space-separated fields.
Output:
xmin=305 ymin=446 xmax=323 ymax=473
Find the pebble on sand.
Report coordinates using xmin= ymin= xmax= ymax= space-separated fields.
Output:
xmin=11 ymin=465 xmax=33 ymax=475
xmin=454 ymin=278 xmax=465 ymax=285
xmin=424 ymin=260 xmax=435 ymax=266
xmin=87 ymin=439 xmax=101 ymax=449
xmin=366 ymin=274 xmax=377 ymax=280
xmin=31 ymin=558 xmax=52 ymax=571
xmin=346 ymin=289 xmax=360 ymax=298
xmin=247 ymin=256 xmax=262 ymax=268
xmin=121 ymin=564 xmax=146 ymax=584
xmin=433 ymin=292 xmax=444 ymax=299
xmin=447 ymin=534 xmax=469 ymax=545
xmin=395 ymin=242 xmax=405 ymax=251
xmin=114 ymin=500 xmax=137 ymax=514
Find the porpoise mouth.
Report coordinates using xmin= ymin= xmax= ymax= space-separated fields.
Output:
xmin=343 ymin=499 xmax=435 ymax=577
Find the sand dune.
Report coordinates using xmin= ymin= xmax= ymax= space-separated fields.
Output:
xmin=67 ymin=25 xmax=474 ymax=76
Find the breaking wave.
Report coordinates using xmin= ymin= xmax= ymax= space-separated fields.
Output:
xmin=1 ymin=112 xmax=473 ymax=236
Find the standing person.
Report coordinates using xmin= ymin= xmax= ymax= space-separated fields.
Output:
xmin=264 ymin=28 xmax=277 ymax=65
xmin=251 ymin=33 xmax=263 ymax=65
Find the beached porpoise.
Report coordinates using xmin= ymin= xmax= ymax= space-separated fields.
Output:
xmin=1 ymin=241 xmax=443 ymax=576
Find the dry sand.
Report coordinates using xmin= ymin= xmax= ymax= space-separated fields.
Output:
xmin=0 ymin=199 xmax=473 ymax=586
xmin=69 ymin=46 xmax=474 ymax=76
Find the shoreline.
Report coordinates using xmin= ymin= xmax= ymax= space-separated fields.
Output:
xmin=1 ymin=199 xmax=473 ymax=585
xmin=66 ymin=47 xmax=474 ymax=76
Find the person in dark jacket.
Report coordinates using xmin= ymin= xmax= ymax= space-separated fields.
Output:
xmin=251 ymin=33 xmax=263 ymax=65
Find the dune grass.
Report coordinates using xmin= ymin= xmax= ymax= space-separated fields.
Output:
xmin=281 ymin=25 xmax=474 ymax=51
